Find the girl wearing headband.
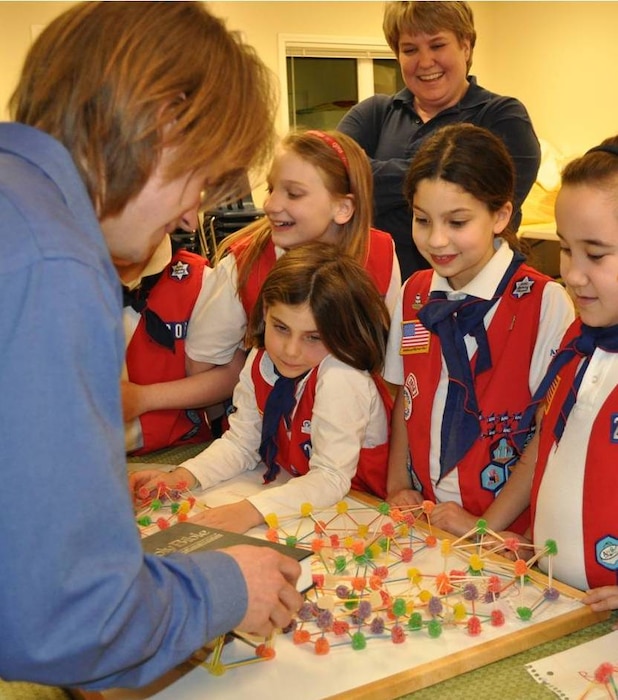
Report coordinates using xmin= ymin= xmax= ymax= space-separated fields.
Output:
xmin=184 ymin=130 xmax=401 ymax=383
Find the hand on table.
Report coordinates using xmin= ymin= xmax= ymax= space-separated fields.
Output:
xmin=224 ymin=544 xmax=303 ymax=637
xmin=583 ymin=586 xmax=618 ymax=620
xmin=386 ymin=488 xmax=424 ymax=508
xmin=190 ymin=499 xmax=263 ymax=534
xmin=128 ymin=466 xmax=197 ymax=501
xmin=428 ymin=501 xmax=480 ymax=537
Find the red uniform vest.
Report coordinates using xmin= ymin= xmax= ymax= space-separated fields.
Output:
xmin=251 ymin=349 xmax=392 ymax=498
xmin=230 ymin=228 xmax=394 ymax=319
xmin=530 ymin=319 xmax=618 ymax=587
xmin=400 ymin=265 xmax=550 ymax=533
xmin=126 ymin=249 xmax=212 ymax=454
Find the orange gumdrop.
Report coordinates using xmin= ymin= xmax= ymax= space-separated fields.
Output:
xmin=314 ymin=637 xmax=330 ymax=655
xmin=255 ymin=644 xmax=276 ymax=660
xmin=293 ymin=629 xmax=311 ymax=645
xmin=514 ymin=559 xmax=529 ymax=576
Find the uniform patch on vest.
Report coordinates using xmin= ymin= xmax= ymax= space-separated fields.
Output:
xmin=480 ymin=437 xmax=517 ymax=494
xmin=595 ymin=535 xmax=618 ymax=572
xmin=402 ymin=373 xmax=418 ymax=421
xmin=400 ymin=320 xmax=430 ymax=355
xmin=301 ymin=419 xmax=311 ymax=435
xmin=611 ymin=413 xmax=618 ymax=443
xmin=511 ymin=276 xmax=534 ymax=298
xmin=170 ymin=260 xmax=190 ymax=281
xmin=166 ymin=321 xmax=189 ymax=340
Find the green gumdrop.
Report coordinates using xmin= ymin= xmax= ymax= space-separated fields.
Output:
xmin=392 ymin=598 xmax=407 ymax=617
xmin=378 ymin=502 xmax=391 ymax=515
xmin=354 ymin=555 xmax=369 ymax=566
xmin=285 ymin=535 xmax=298 ymax=547
xmin=475 ymin=518 xmax=488 ymax=534
xmin=344 ymin=593 xmax=359 ymax=610
xmin=407 ymin=612 xmax=423 ymax=631
xmin=334 ymin=555 xmax=347 ymax=573
xmin=378 ymin=537 xmax=389 ymax=552
xmin=137 ymin=516 xmax=152 ymax=526
xmin=516 ymin=606 xmax=533 ymax=621
xmin=170 ymin=502 xmax=180 ymax=514
xmin=427 ymin=619 xmax=442 ymax=638
xmin=150 ymin=499 xmax=162 ymax=510
xmin=351 ymin=632 xmax=366 ymax=650
xmin=545 ymin=539 xmax=558 ymax=556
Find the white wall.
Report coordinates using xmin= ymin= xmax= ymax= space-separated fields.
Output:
xmin=1 ymin=1 xmax=616 ymax=160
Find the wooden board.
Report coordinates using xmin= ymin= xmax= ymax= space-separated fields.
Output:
xmin=97 ymin=475 xmax=608 ymax=700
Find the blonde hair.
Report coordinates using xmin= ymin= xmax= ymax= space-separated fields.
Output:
xmin=383 ymin=1 xmax=476 ymax=72
xmin=217 ymin=129 xmax=374 ymax=296
xmin=10 ymin=1 xmax=277 ymax=218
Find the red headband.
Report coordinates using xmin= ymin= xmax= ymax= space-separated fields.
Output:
xmin=306 ymin=130 xmax=349 ymax=172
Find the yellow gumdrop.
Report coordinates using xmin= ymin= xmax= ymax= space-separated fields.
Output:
xmin=264 ymin=513 xmax=279 ymax=529
xmin=357 ymin=523 xmax=369 ymax=538
xmin=406 ymin=600 xmax=415 ymax=614
xmin=440 ymin=539 xmax=452 ymax=556
xmin=178 ymin=501 xmax=191 ymax=514
xmin=398 ymin=524 xmax=410 ymax=537
xmin=468 ymin=553 xmax=484 ymax=572
xmin=418 ymin=589 xmax=432 ymax=603
xmin=343 ymin=536 xmax=355 ymax=548
xmin=453 ymin=602 xmax=467 ymax=621
xmin=336 ymin=501 xmax=348 ymax=514
xmin=407 ymin=567 xmax=422 ymax=584
xmin=368 ymin=543 xmax=382 ymax=559
xmin=300 ymin=502 xmax=313 ymax=517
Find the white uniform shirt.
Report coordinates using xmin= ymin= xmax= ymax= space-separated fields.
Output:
xmin=384 ymin=240 xmax=575 ymax=504
xmin=181 ymin=349 xmax=388 ymax=517
xmin=535 ymin=350 xmax=618 ymax=589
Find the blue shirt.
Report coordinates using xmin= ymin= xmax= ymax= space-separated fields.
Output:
xmin=338 ymin=77 xmax=541 ymax=280
xmin=0 ymin=122 xmax=248 ymax=689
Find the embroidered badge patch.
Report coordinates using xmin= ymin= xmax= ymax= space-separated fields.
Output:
xmin=402 ymin=373 xmax=419 ymax=421
xmin=511 ymin=276 xmax=534 ymax=299
xmin=480 ymin=437 xmax=517 ymax=494
xmin=596 ymin=535 xmax=618 ymax=572
xmin=400 ymin=320 xmax=430 ymax=355
xmin=170 ymin=260 xmax=190 ymax=281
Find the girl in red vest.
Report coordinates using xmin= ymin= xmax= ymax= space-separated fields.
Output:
xmin=384 ymin=124 xmax=573 ymax=536
xmin=482 ymin=136 xmax=618 ymax=613
xmin=130 ymin=242 xmax=393 ymax=534
xmin=184 ymin=130 xmax=401 ymax=375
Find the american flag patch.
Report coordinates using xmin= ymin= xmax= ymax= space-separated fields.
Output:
xmin=400 ymin=320 xmax=431 ymax=355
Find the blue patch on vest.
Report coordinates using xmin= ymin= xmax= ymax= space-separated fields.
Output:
xmin=480 ymin=437 xmax=517 ymax=494
xmin=595 ymin=535 xmax=618 ymax=571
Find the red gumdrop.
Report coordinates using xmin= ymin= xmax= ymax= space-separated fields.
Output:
xmin=374 ymin=566 xmax=390 ymax=579
xmin=255 ymin=644 xmax=276 ymax=660
xmin=487 ymin=575 xmax=502 ymax=593
xmin=175 ymin=480 xmax=188 ymax=490
xmin=449 ymin=569 xmax=467 ymax=581
xmin=177 ymin=512 xmax=188 ymax=522
xmin=490 ymin=610 xmax=505 ymax=627
xmin=504 ymin=537 xmax=520 ymax=552
xmin=380 ymin=590 xmax=392 ymax=608
xmin=381 ymin=523 xmax=395 ymax=537
xmin=594 ymin=662 xmax=615 ymax=684
xmin=293 ymin=629 xmax=311 ymax=645
xmin=332 ymin=620 xmax=349 ymax=635
xmin=400 ymin=547 xmax=413 ymax=562
xmin=314 ymin=520 xmax=328 ymax=535
xmin=187 ymin=496 xmax=196 ymax=507
xmin=137 ymin=486 xmax=150 ymax=499
xmin=312 ymin=574 xmax=325 ymax=589
xmin=156 ymin=518 xmax=170 ymax=530
xmin=314 ymin=637 xmax=330 ymax=655
xmin=403 ymin=513 xmax=416 ymax=526
xmin=467 ymin=616 xmax=482 ymax=636
xmin=425 ymin=535 xmax=437 ymax=547
xmin=391 ymin=625 xmax=406 ymax=644
xmin=330 ymin=534 xmax=340 ymax=548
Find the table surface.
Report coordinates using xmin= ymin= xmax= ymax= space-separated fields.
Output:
xmin=123 ymin=443 xmax=618 ymax=700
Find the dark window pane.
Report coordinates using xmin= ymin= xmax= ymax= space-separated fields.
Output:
xmin=373 ymin=58 xmax=405 ymax=94
xmin=287 ymin=57 xmax=358 ymax=130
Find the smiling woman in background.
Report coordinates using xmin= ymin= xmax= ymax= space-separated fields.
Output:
xmin=338 ymin=1 xmax=541 ymax=280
